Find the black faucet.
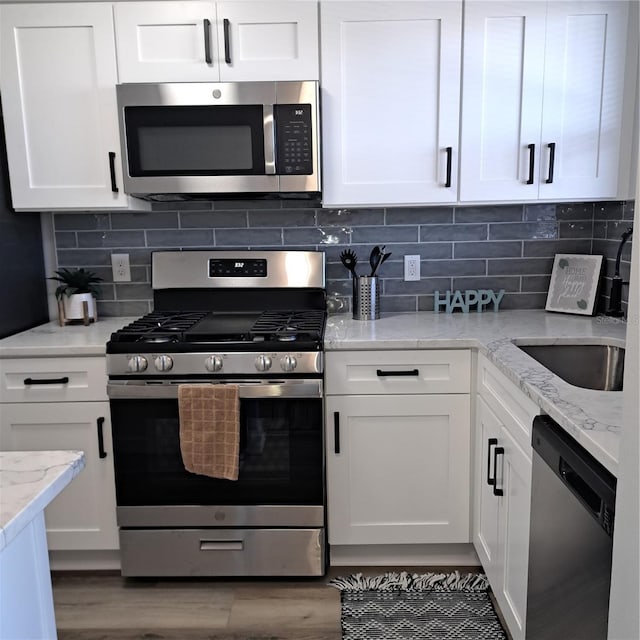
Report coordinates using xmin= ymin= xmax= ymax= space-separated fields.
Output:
xmin=605 ymin=226 xmax=633 ymax=317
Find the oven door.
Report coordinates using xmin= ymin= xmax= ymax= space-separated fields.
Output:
xmin=107 ymin=379 xmax=324 ymax=529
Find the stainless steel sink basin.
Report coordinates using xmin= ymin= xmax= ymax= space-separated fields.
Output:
xmin=514 ymin=342 xmax=625 ymax=391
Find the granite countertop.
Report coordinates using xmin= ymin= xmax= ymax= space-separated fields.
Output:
xmin=0 ymin=450 xmax=85 ymax=552
xmin=0 ymin=318 xmax=137 ymax=357
xmin=326 ymin=309 xmax=627 ymax=475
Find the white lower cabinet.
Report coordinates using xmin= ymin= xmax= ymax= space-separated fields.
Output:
xmin=0 ymin=402 xmax=119 ymax=551
xmin=0 ymin=356 xmax=118 ymax=553
xmin=474 ymin=354 xmax=540 ymax=640
xmin=325 ymin=350 xmax=471 ymax=547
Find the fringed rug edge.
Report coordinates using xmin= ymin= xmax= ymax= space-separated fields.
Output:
xmin=329 ymin=570 xmax=489 ymax=592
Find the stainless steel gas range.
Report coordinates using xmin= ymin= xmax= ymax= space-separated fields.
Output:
xmin=106 ymin=250 xmax=326 ymax=577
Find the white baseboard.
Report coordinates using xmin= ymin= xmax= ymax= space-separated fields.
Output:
xmin=49 ymin=550 xmax=121 ymax=572
xmin=329 ymin=543 xmax=480 ymax=567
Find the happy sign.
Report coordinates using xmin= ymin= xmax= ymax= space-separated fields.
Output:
xmin=434 ymin=289 xmax=505 ymax=313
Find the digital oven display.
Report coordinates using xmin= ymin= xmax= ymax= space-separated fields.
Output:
xmin=209 ymin=259 xmax=267 ymax=277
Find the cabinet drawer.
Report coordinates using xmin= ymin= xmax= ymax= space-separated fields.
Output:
xmin=477 ymin=353 xmax=539 ymax=453
xmin=326 ymin=350 xmax=470 ymax=395
xmin=0 ymin=357 xmax=107 ymax=402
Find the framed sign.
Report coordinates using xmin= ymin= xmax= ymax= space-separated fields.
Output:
xmin=545 ymin=254 xmax=603 ymax=315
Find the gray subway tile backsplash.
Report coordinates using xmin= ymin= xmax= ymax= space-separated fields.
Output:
xmin=52 ymin=199 xmax=634 ymax=317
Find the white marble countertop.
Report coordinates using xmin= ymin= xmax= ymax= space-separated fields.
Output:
xmin=0 ymin=318 xmax=137 ymax=357
xmin=0 ymin=451 xmax=85 ymax=552
xmin=0 ymin=311 xmax=627 ymax=475
xmin=326 ymin=309 xmax=627 ymax=475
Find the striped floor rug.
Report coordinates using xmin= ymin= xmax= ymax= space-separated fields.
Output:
xmin=330 ymin=571 xmax=507 ymax=640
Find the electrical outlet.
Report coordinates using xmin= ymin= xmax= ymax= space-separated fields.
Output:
xmin=111 ymin=253 xmax=131 ymax=282
xmin=404 ymin=255 xmax=421 ymax=281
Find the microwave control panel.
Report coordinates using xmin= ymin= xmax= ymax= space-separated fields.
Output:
xmin=275 ymin=104 xmax=313 ymax=175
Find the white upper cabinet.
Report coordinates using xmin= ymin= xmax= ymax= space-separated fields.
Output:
xmin=115 ymin=1 xmax=319 ymax=83
xmin=0 ymin=3 xmax=130 ymax=211
xmin=460 ymin=1 xmax=635 ymax=202
xmin=320 ymin=1 xmax=462 ymax=207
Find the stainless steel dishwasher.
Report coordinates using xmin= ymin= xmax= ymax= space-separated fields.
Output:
xmin=526 ymin=415 xmax=616 ymax=640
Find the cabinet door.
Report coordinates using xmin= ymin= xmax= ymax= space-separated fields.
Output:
xmin=0 ymin=402 xmax=119 ymax=551
xmin=495 ymin=424 xmax=532 ymax=640
xmin=320 ymin=1 xmax=461 ymax=206
xmin=326 ymin=394 xmax=470 ymax=545
xmin=459 ymin=1 xmax=546 ymax=202
xmin=115 ymin=1 xmax=219 ymax=82
xmin=473 ymin=397 xmax=502 ymax=590
xmin=539 ymin=1 xmax=630 ymax=200
xmin=217 ymin=1 xmax=319 ymax=81
xmin=0 ymin=3 xmax=129 ymax=210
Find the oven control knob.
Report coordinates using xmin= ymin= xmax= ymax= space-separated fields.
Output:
xmin=205 ymin=355 xmax=223 ymax=372
xmin=255 ymin=355 xmax=272 ymax=372
xmin=154 ymin=355 xmax=174 ymax=372
xmin=280 ymin=355 xmax=297 ymax=372
xmin=127 ymin=355 xmax=148 ymax=373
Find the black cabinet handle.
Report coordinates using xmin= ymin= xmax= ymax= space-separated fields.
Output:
xmin=376 ymin=369 xmax=419 ymax=377
xmin=444 ymin=146 xmax=452 ymax=188
xmin=203 ymin=19 xmax=212 ymax=64
xmin=333 ymin=412 xmax=340 ymax=454
xmin=23 ymin=376 xmax=69 ymax=385
xmin=108 ymin=152 xmax=119 ymax=193
xmin=492 ymin=446 xmax=504 ymax=497
xmin=526 ymin=143 xmax=535 ymax=185
xmin=546 ymin=142 xmax=556 ymax=184
xmin=223 ymin=18 xmax=231 ymax=64
xmin=97 ymin=417 xmax=107 ymax=459
xmin=487 ymin=437 xmax=498 ymax=486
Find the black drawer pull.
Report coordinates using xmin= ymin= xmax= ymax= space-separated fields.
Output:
xmin=526 ymin=143 xmax=535 ymax=185
xmin=108 ymin=151 xmax=118 ymax=193
xmin=334 ymin=412 xmax=340 ymax=454
xmin=223 ymin=18 xmax=231 ymax=64
xmin=203 ymin=19 xmax=212 ymax=64
xmin=493 ymin=446 xmax=505 ymax=497
xmin=23 ymin=376 xmax=69 ymax=385
xmin=487 ymin=438 xmax=498 ymax=486
xmin=546 ymin=142 xmax=556 ymax=184
xmin=376 ymin=369 xmax=419 ymax=377
xmin=444 ymin=146 xmax=453 ymax=188
xmin=97 ymin=417 xmax=107 ymax=459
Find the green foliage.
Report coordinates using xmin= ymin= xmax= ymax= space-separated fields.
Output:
xmin=49 ymin=268 xmax=102 ymax=300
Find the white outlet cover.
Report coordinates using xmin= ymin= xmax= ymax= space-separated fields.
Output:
xmin=404 ymin=255 xmax=421 ymax=281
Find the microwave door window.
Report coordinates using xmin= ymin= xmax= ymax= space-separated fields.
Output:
xmin=124 ymin=105 xmax=265 ymax=176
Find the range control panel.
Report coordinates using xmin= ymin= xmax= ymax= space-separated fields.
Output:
xmin=275 ymin=104 xmax=313 ymax=175
xmin=209 ymin=258 xmax=267 ymax=277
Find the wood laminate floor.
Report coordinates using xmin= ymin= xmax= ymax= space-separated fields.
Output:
xmin=52 ymin=566 xmax=486 ymax=640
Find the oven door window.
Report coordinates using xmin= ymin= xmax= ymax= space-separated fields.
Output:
xmin=123 ymin=105 xmax=265 ymax=176
xmin=110 ymin=397 xmax=323 ymax=506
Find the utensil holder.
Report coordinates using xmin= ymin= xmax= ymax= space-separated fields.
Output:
xmin=353 ymin=276 xmax=380 ymax=320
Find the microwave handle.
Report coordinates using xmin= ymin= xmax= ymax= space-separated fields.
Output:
xmin=263 ymin=105 xmax=276 ymax=175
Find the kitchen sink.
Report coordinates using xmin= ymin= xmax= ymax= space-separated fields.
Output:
xmin=513 ymin=341 xmax=625 ymax=391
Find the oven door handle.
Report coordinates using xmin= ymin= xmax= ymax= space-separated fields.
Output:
xmin=107 ymin=380 xmax=323 ymax=399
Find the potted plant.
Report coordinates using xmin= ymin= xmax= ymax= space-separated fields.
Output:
xmin=49 ymin=267 xmax=102 ymax=324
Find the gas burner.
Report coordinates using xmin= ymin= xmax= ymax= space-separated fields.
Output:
xmin=141 ymin=336 xmax=179 ymax=344
xmin=276 ymin=327 xmax=299 ymax=342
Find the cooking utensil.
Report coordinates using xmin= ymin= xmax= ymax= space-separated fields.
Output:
xmin=339 ymin=249 xmax=359 ymax=277
xmin=371 ymin=251 xmax=392 ymax=277
xmin=369 ymin=246 xmax=381 ymax=276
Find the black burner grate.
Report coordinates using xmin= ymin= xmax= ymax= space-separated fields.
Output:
xmin=110 ymin=311 xmax=208 ymax=343
xmin=250 ymin=310 xmax=326 ymax=342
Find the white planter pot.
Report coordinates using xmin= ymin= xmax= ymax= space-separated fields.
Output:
xmin=62 ymin=293 xmax=97 ymax=322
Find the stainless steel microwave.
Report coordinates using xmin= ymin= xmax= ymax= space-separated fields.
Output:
xmin=116 ymin=81 xmax=320 ymax=198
